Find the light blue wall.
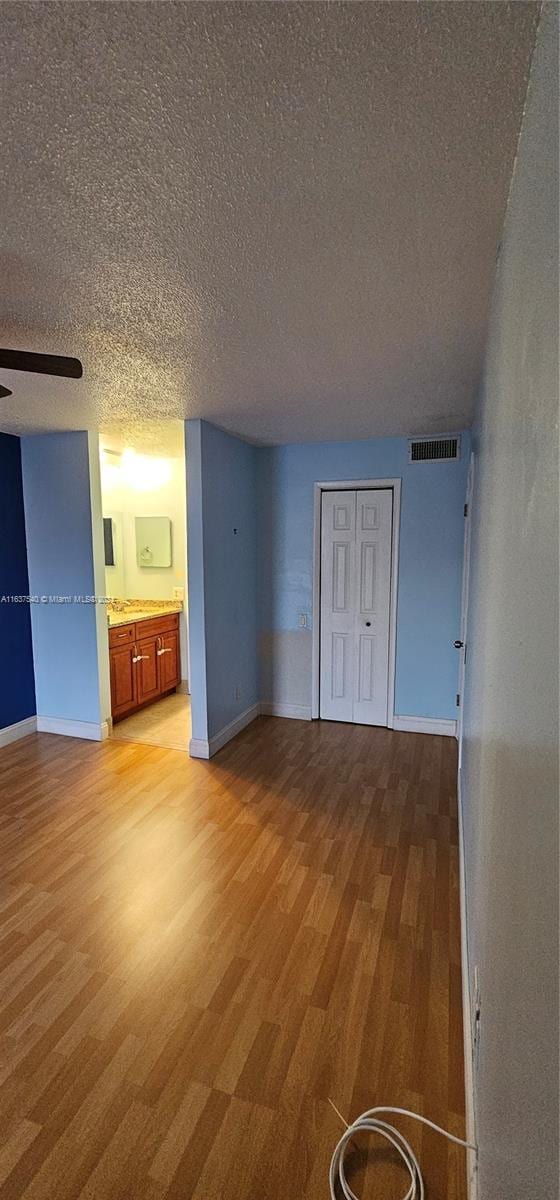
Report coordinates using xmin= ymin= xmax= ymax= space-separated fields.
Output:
xmin=257 ymin=435 xmax=470 ymax=718
xmin=186 ymin=420 xmax=258 ymax=743
xmin=461 ymin=10 xmax=558 ymax=1197
xmin=186 ymin=421 xmax=209 ymax=743
xmin=21 ymin=431 xmax=104 ymax=725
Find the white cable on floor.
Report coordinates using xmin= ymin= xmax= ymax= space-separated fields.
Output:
xmin=328 ymin=1100 xmax=477 ymax=1200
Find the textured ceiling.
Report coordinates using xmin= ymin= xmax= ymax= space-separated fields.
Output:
xmin=0 ymin=1 xmax=538 ymax=445
xmin=100 ymin=419 xmax=185 ymax=459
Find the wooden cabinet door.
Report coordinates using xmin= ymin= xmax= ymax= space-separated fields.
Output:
xmin=158 ymin=630 xmax=180 ymax=691
xmin=135 ymin=635 xmax=161 ymax=705
xmin=110 ymin=644 xmax=137 ymax=718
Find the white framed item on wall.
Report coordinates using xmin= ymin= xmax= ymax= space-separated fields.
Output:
xmin=135 ymin=516 xmax=173 ymax=568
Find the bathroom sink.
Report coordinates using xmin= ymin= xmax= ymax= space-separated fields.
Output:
xmin=107 ymin=604 xmax=182 ymax=627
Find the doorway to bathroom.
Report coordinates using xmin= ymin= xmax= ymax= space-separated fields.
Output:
xmin=99 ymin=421 xmax=191 ymax=751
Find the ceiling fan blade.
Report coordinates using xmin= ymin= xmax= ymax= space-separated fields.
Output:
xmin=0 ymin=349 xmax=83 ymax=379
xmin=0 ymin=384 xmax=12 ymax=399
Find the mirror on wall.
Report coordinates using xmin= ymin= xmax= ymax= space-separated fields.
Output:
xmin=103 ymin=517 xmax=115 ymax=566
xmin=135 ymin=516 xmax=173 ymax=568
xmin=104 ymin=512 xmax=125 ymax=595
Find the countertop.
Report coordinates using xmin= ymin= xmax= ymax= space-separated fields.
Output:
xmin=107 ymin=604 xmax=183 ymax=628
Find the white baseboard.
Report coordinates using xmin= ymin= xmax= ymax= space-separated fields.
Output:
xmin=36 ymin=716 xmax=110 ymax=742
xmin=189 ymin=738 xmax=211 ymax=759
xmin=457 ymin=769 xmax=478 ymax=1198
xmin=393 ymin=714 xmax=457 ymax=737
xmin=260 ymin=702 xmax=312 ymax=721
xmin=189 ymin=702 xmax=260 ymax=760
xmin=0 ymin=715 xmax=38 ymax=748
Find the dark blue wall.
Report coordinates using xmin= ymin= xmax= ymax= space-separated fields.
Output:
xmin=0 ymin=433 xmax=36 ymax=728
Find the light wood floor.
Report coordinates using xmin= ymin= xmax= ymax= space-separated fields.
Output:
xmin=0 ymin=718 xmax=466 ymax=1199
xmin=111 ymin=694 xmax=191 ymax=752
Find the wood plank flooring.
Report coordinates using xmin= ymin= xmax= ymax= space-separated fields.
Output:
xmin=0 ymin=718 xmax=466 ymax=1199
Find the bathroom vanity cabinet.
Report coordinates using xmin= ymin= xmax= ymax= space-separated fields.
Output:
xmin=109 ymin=612 xmax=181 ymax=721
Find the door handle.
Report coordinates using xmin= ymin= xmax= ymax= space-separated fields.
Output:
xmin=454 ymin=640 xmax=464 ymax=649
xmin=365 ymin=621 xmax=371 ymax=627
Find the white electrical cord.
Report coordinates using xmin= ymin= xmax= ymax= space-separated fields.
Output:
xmin=328 ymin=1101 xmax=477 ymax=1200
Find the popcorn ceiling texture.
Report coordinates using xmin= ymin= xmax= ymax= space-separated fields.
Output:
xmin=0 ymin=1 xmax=538 ymax=444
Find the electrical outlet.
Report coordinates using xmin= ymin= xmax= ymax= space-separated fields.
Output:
xmin=298 ymin=613 xmax=307 ymax=628
xmin=172 ymin=586 xmax=184 ymax=602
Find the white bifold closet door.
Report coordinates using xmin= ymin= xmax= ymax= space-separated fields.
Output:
xmin=319 ymin=489 xmax=393 ymax=725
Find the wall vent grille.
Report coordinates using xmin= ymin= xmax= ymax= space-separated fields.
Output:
xmin=408 ymin=436 xmax=460 ymax=463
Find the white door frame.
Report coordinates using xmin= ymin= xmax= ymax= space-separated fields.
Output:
xmin=311 ymin=478 xmax=402 ymax=725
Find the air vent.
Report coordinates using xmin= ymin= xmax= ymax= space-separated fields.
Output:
xmin=408 ymin=436 xmax=460 ymax=463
